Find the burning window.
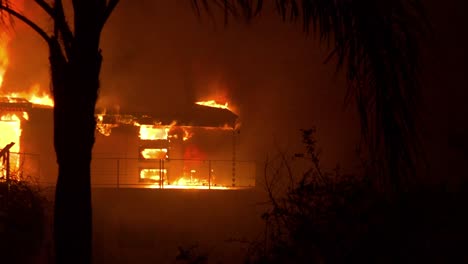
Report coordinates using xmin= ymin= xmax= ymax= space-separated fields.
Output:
xmin=139 ymin=125 xmax=169 ymax=140
xmin=140 ymin=148 xmax=168 ymax=160
xmin=0 ymin=113 xmax=24 ymax=177
xmin=139 ymin=168 xmax=167 ymax=182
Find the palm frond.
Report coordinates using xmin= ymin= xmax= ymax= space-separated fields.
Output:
xmin=192 ymin=0 xmax=429 ymax=192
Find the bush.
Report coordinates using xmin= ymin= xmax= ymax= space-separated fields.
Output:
xmin=246 ymin=129 xmax=468 ymax=264
xmin=0 ymin=179 xmax=47 ymax=264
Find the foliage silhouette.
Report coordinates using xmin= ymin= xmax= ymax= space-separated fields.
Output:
xmin=0 ymin=179 xmax=47 ymax=264
xmin=246 ymin=129 xmax=468 ymax=264
xmin=193 ymin=0 xmax=430 ymax=193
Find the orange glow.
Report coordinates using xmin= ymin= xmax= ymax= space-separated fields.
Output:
xmin=0 ymin=31 xmax=10 ymax=88
xmin=195 ymin=100 xmax=229 ymax=110
xmin=0 ymin=22 xmax=54 ymax=107
xmin=6 ymin=84 xmax=54 ymax=107
xmin=146 ymin=183 xmax=229 ymax=190
xmin=141 ymin=148 xmax=168 ymax=159
xmin=27 ymin=93 xmax=54 ymax=107
xmin=140 ymin=169 xmax=167 ymax=182
xmin=139 ymin=125 xmax=170 ymax=140
xmin=182 ymin=127 xmax=193 ymax=141
xmin=0 ymin=113 xmax=24 ymax=177
xmin=96 ymin=112 xmax=119 ymax=136
xmin=0 ymin=113 xmax=22 ymax=154
xmin=141 ymin=167 xmax=233 ymax=189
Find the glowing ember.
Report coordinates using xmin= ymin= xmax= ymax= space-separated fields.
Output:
xmin=182 ymin=127 xmax=193 ymax=141
xmin=195 ymin=100 xmax=229 ymax=110
xmin=141 ymin=148 xmax=168 ymax=159
xmin=96 ymin=112 xmax=119 ymax=136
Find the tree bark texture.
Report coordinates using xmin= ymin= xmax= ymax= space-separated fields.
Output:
xmin=50 ymin=1 xmax=104 ymax=263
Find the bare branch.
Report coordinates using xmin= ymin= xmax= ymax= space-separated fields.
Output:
xmin=34 ymin=0 xmax=54 ymax=18
xmin=101 ymin=0 xmax=119 ymax=29
xmin=53 ymin=0 xmax=74 ymax=59
xmin=0 ymin=5 xmax=51 ymax=45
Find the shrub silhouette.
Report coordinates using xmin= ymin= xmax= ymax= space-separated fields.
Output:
xmin=246 ymin=129 xmax=468 ymax=264
xmin=0 ymin=179 xmax=47 ymax=264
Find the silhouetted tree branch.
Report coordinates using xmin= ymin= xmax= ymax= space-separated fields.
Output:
xmin=101 ymin=0 xmax=120 ymax=29
xmin=0 ymin=4 xmax=51 ymax=44
xmin=193 ymin=0 xmax=429 ymax=193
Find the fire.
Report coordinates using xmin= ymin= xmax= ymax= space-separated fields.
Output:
xmin=0 ymin=31 xmax=10 ymax=88
xmin=0 ymin=113 xmax=25 ymax=177
xmin=182 ymin=127 xmax=193 ymax=141
xmin=195 ymin=100 xmax=229 ymax=110
xmin=141 ymin=148 xmax=168 ymax=159
xmin=27 ymin=92 xmax=54 ymax=106
xmin=6 ymin=84 xmax=54 ymax=107
xmin=96 ymin=111 xmax=119 ymax=136
xmin=0 ymin=9 xmax=53 ymax=107
xmin=0 ymin=113 xmax=22 ymax=154
xmin=140 ymin=168 xmax=167 ymax=182
xmin=139 ymin=125 xmax=171 ymax=140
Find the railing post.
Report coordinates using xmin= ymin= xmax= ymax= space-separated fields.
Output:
xmin=232 ymin=130 xmax=236 ymax=187
xmin=208 ymin=160 xmax=211 ymax=190
xmin=116 ymin=159 xmax=120 ymax=189
xmin=5 ymin=150 xmax=10 ymax=206
xmin=159 ymin=159 xmax=163 ymax=189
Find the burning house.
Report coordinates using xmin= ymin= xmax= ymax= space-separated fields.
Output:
xmin=0 ymin=19 xmax=254 ymax=190
xmin=0 ymin=97 xmax=256 ymax=190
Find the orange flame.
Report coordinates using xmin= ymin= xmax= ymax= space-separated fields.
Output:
xmin=182 ymin=127 xmax=193 ymax=141
xmin=141 ymin=148 xmax=168 ymax=159
xmin=195 ymin=100 xmax=229 ymax=110
xmin=6 ymin=84 xmax=54 ymax=107
xmin=0 ymin=31 xmax=10 ymax=88
xmin=0 ymin=113 xmax=26 ymax=178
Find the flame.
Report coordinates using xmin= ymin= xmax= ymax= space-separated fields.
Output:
xmin=182 ymin=127 xmax=193 ymax=141
xmin=96 ymin=110 xmax=119 ymax=136
xmin=142 ymin=167 xmax=231 ymax=190
xmin=141 ymin=148 xmax=168 ymax=159
xmin=0 ymin=113 xmax=25 ymax=178
xmin=140 ymin=168 xmax=167 ymax=182
xmin=0 ymin=8 xmax=53 ymax=107
xmin=139 ymin=125 xmax=169 ymax=140
xmin=0 ymin=113 xmax=22 ymax=154
xmin=138 ymin=122 xmax=177 ymax=140
xmin=0 ymin=31 xmax=10 ymax=88
xmin=28 ymin=92 xmax=54 ymax=106
xmin=6 ymin=84 xmax=54 ymax=107
xmin=195 ymin=100 xmax=229 ymax=110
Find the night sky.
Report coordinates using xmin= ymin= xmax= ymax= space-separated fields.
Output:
xmin=2 ymin=0 xmax=468 ymax=182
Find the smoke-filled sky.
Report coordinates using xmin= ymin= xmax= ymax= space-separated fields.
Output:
xmin=3 ymin=0 xmax=359 ymax=169
xmin=3 ymin=0 xmax=468 ymax=178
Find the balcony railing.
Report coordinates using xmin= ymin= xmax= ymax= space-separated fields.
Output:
xmin=0 ymin=152 xmax=257 ymax=190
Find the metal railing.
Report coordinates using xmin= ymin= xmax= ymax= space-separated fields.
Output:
xmin=91 ymin=157 xmax=257 ymax=189
xmin=0 ymin=152 xmax=257 ymax=190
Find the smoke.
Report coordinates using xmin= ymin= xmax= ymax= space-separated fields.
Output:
xmin=2 ymin=0 xmax=49 ymax=94
xmin=3 ymin=0 xmax=360 ymax=169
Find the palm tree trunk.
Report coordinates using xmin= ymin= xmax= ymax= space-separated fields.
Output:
xmin=50 ymin=32 xmax=101 ymax=263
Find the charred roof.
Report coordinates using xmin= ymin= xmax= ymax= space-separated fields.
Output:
xmin=98 ymin=104 xmax=238 ymax=129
